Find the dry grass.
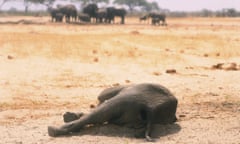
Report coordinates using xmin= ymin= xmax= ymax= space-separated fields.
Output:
xmin=1 ymin=16 xmax=240 ymax=109
xmin=1 ymin=20 xmax=239 ymax=65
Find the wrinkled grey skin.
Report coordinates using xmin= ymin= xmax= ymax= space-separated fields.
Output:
xmin=48 ymin=83 xmax=178 ymax=141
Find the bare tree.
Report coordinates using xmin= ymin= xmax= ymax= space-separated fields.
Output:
xmin=225 ymin=8 xmax=237 ymax=17
xmin=114 ymin=0 xmax=147 ymax=12
xmin=22 ymin=0 xmax=55 ymax=13
xmin=0 ymin=0 xmax=11 ymax=10
xmin=72 ymin=0 xmax=109 ymax=6
xmin=143 ymin=1 xmax=160 ymax=12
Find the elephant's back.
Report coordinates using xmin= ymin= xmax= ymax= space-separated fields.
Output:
xmin=117 ymin=83 xmax=177 ymax=108
xmin=119 ymin=83 xmax=174 ymax=98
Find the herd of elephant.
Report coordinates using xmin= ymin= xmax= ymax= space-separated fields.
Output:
xmin=49 ymin=3 xmax=167 ymax=25
xmin=49 ymin=4 xmax=127 ymax=24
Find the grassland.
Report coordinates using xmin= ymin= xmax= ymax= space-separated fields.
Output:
xmin=0 ymin=16 xmax=240 ymax=144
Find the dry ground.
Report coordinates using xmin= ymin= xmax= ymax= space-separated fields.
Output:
xmin=0 ymin=16 xmax=240 ymax=144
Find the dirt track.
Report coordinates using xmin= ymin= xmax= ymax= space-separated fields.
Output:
xmin=0 ymin=16 xmax=240 ymax=144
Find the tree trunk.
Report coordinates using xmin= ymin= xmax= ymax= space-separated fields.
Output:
xmin=0 ymin=0 xmax=7 ymax=10
xmin=25 ymin=5 xmax=28 ymax=13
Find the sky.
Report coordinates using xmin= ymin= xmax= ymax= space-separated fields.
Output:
xmin=1 ymin=0 xmax=240 ymax=12
xmin=154 ymin=0 xmax=240 ymax=11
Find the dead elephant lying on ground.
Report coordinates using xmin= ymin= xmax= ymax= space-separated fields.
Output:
xmin=48 ymin=83 xmax=178 ymax=141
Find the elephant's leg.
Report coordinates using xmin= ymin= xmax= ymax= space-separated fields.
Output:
xmin=108 ymin=106 xmax=154 ymax=141
xmin=121 ymin=16 xmax=125 ymax=24
xmin=48 ymin=102 xmax=123 ymax=137
xmin=97 ymin=86 xmax=125 ymax=104
xmin=145 ymin=113 xmax=154 ymax=142
xmin=163 ymin=20 xmax=167 ymax=26
xmin=145 ymin=120 xmax=154 ymax=142
xmin=74 ymin=15 xmax=77 ymax=21
xmin=65 ymin=15 xmax=69 ymax=23
xmin=63 ymin=112 xmax=84 ymax=123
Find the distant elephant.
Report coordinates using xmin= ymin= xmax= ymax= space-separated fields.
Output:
xmin=83 ymin=3 xmax=98 ymax=23
xmin=106 ymin=7 xmax=127 ymax=24
xmin=96 ymin=8 xmax=108 ymax=23
xmin=48 ymin=83 xmax=178 ymax=141
xmin=78 ymin=13 xmax=91 ymax=22
xmin=148 ymin=12 xmax=167 ymax=26
xmin=151 ymin=17 xmax=161 ymax=26
xmin=55 ymin=13 xmax=64 ymax=22
xmin=48 ymin=7 xmax=61 ymax=22
xmin=57 ymin=4 xmax=77 ymax=23
xmin=139 ymin=15 xmax=148 ymax=23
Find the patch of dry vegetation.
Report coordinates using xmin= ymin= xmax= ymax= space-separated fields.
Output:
xmin=1 ymin=16 xmax=240 ymax=111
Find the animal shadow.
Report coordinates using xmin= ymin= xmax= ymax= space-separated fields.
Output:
xmin=67 ymin=123 xmax=181 ymax=140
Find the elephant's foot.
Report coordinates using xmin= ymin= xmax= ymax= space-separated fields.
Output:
xmin=48 ymin=126 xmax=69 ymax=137
xmin=145 ymin=135 xmax=155 ymax=142
xmin=134 ymin=129 xmax=155 ymax=141
xmin=63 ymin=112 xmax=83 ymax=123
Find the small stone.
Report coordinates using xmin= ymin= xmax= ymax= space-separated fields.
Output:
xmin=166 ymin=69 xmax=177 ymax=74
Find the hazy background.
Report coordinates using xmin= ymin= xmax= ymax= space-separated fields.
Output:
xmin=153 ymin=0 xmax=240 ymax=11
xmin=1 ymin=0 xmax=239 ymax=12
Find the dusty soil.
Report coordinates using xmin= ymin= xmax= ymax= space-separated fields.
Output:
xmin=0 ymin=16 xmax=240 ymax=144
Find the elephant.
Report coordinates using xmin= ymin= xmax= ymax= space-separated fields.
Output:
xmin=106 ymin=7 xmax=127 ymax=24
xmin=83 ymin=3 xmax=98 ymax=23
xmin=151 ymin=18 xmax=161 ymax=26
xmin=47 ymin=83 xmax=178 ymax=141
xmin=139 ymin=15 xmax=148 ymax=23
xmin=55 ymin=13 xmax=64 ymax=22
xmin=96 ymin=8 xmax=108 ymax=23
xmin=78 ymin=13 xmax=91 ymax=23
xmin=148 ymin=12 xmax=167 ymax=26
xmin=48 ymin=7 xmax=61 ymax=22
xmin=57 ymin=4 xmax=77 ymax=23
